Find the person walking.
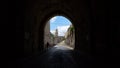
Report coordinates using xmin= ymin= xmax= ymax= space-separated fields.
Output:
xmin=46 ymin=42 xmax=49 ymax=49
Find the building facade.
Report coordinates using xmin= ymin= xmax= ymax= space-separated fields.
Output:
xmin=44 ymin=21 xmax=65 ymax=48
xmin=65 ymin=25 xmax=75 ymax=48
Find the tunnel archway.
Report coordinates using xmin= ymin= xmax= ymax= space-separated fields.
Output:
xmin=37 ymin=10 xmax=78 ymax=51
xmin=32 ymin=7 xmax=89 ymax=54
xmin=15 ymin=0 xmax=119 ymax=67
xmin=44 ymin=15 xmax=75 ymax=50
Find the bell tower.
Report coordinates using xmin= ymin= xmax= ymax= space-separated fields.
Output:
xmin=55 ymin=29 xmax=58 ymax=37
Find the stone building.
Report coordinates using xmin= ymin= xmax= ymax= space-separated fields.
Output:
xmin=44 ymin=21 xmax=64 ymax=47
xmin=53 ymin=29 xmax=64 ymax=45
xmin=65 ymin=25 xmax=75 ymax=48
xmin=44 ymin=21 xmax=51 ymax=48
xmin=57 ymin=36 xmax=65 ymax=43
xmin=54 ymin=29 xmax=58 ymax=44
xmin=49 ymin=33 xmax=55 ymax=45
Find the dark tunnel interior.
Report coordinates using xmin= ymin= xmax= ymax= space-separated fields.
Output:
xmin=6 ymin=0 xmax=120 ymax=68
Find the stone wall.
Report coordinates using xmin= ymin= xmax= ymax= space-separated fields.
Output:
xmin=52 ymin=34 xmax=64 ymax=45
xmin=44 ymin=23 xmax=64 ymax=47
xmin=65 ymin=25 xmax=75 ymax=48
xmin=15 ymin=0 xmax=120 ymax=59
xmin=44 ymin=21 xmax=50 ymax=48
xmin=57 ymin=36 xmax=65 ymax=43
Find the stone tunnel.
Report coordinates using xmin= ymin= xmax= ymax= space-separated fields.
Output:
xmin=15 ymin=0 xmax=120 ymax=67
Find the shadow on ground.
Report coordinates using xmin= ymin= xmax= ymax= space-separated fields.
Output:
xmin=16 ymin=45 xmax=95 ymax=68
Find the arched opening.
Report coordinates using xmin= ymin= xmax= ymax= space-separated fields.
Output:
xmin=44 ymin=15 xmax=75 ymax=50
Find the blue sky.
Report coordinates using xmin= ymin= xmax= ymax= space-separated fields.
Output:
xmin=50 ymin=16 xmax=71 ymax=36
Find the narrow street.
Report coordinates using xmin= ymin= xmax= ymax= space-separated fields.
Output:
xmin=16 ymin=42 xmax=94 ymax=68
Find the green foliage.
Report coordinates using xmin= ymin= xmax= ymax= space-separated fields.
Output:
xmin=50 ymin=33 xmax=55 ymax=40
xmin=69 ymin=25 xmax=74 ymax=32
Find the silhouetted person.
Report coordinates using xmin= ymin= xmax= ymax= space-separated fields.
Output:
xmin=46 ymin=42 xmax=49 ymax=48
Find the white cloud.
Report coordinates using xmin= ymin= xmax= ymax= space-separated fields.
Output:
xmin=57 ymin=25 xmax=70 ymax=36
xmin=50 ymin=30 xmax=55 ymax=35
xmin=50 ymin=17 xmax=57 ymax=23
